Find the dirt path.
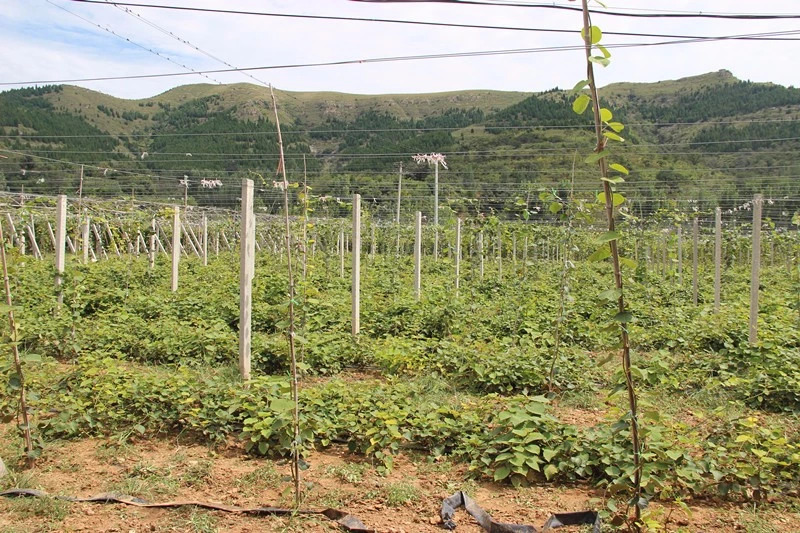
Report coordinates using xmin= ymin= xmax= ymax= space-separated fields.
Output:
xmin=1 ymin=436 xmax=798 ymax=532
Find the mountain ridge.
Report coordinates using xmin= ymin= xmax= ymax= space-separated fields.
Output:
xmin=1 ymin=70 xmax=798 ymax=220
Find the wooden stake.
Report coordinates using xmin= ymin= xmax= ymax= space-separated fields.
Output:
xmin=104 ymin=222 xmax=121 ymax=258
xmin=269 ymin=86 xmax=301 ymax=508
xmin=55 ymin=195 xmax=67 ymax=306
xmin=181 ymin=223 xmax=200 ymax=257
xmin=749 ymin=194 xmax=763 ymax=344
xmin=414 ymin=211 xmax=422 ymax=301
xmin=171 ymin=207 xmax=180 ymax=292
xmin=202 ymin=215 xmax=208 ymax=266
xmin=149 ymin=219 xmax=156 ymax=270
xmin=82 ymin=214 xmax=90 ymax=264
xmin=239 ymin=180 xmax=255 ymax=381
xmin=455 ymin=218 xmax=461 ymax=295
xmin=396 ymin=163 xmax=402 ymax=256
xmin=156 ymin=221 xmax=172 ymax=253
xmin=714 ymin=207 xmax=722 ymax=312
xmin=677 ymin=225 xmax=683 ymax=286
xmin=433 ymin=162 xmax=439 ymax=260
xmin=339 ymin=229 xmax=345 ymax=279
xmin=4 ymin=215 xmax=16 ymax=247
xmin=47 ymin=222 xmax=56 ymax=251
xmin=352 ymin=194 xmax=361 ymax=336
xmin=186 ymin=222 xmax=203 ymax=255
xmin=478 ymin=231 xmax=484 ymax=281
xmin=184 ymin=223 xmax=202 ymax=257
xmin=26 ymin=225 xmax=42 ymax=260
xmin=692 ymin=218 xmax=699 ymax=306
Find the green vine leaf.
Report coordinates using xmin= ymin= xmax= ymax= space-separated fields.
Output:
xmin=581 ymin=25 xmax=603 ymax=44
xmin=609 ymin=163 xmax=629 ymax=174
xmin=607 ymin=122 xmax=625 ymax=133
xmin=598 ymin=288 xmax=623 ymax=301
xmin=597 ymin=44 xmax=611 ymax=58
xmin=571 ymin=79 xmax=589 ymax=94
xmin=588 ymin=247 xmax=612 ymax=262
xmin=600 ymin=108 xmax=613 ymax=122
xmin=573 ymin=94 xmax=591 ymax=114
xmin=585 ymin=150 xmax=608 ymax=164
xmin=589 ymin=56 xmax=611 ymax=67
xmin=614 ymin=311 xmax=633 ymax=323
xmin=597 ymin=192 xmax=626 ymax=207
xmin=598 ymin=230 xmax=621 ymax=243
xmin=603 ymin=131 xmax=625 ymax=142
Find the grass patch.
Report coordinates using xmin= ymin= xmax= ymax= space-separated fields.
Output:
xmin=4 ymin=495 xmax=70 ymax=523
xmin=325 ymin=463 xmax=370 ymax=484
xmin=175 ymin=508 xmax=219 ymax=533
xmin=383 ymin=481 xmax=421 ymax=507
xmin=235 ymin=462 xmax=281 ymax=496
xmin=0 ymin=469 xmax=39 ymax=491
xmin=107 ymin=461 xmax=179 ymax=500
xmin=310 ymin=487 xmax=357 ymax=509
xmin=181 ymin=459 xmax=213 ymax=487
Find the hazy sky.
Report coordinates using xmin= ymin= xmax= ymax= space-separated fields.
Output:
xmin=2 ymin=0 xmax=799 ymax=99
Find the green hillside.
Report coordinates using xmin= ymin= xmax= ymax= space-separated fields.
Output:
xmin=1 ymin=72 xmax=799 ymax=221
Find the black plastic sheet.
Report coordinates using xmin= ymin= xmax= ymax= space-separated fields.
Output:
xmin=1 ymin=488 xmax=374 ymax=532
xmin=440 ymin=491 xmax=601 ymax=533
xmin=3 ymin=487 xmax=601 ymax=532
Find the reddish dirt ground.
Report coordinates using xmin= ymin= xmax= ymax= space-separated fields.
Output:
xmin=1 ymin=435 xmax=799 ymax=532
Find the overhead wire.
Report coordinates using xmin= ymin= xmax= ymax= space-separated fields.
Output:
xmin=352 ymin=0 xmax=800 ymax=20
xmin=5 ymin=27 xmax=800 ymax=86
xmin=103 ymin=0 xmax=273 ymax=88
xmin=44 ymin=0 xmax=223 ymax=85
xmin=66 ymin=0 xmax=800 ymax=40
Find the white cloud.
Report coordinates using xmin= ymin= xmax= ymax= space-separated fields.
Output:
xmin=1 ymin=0 xmax=798 ymax=98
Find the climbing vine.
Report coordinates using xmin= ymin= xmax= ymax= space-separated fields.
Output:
xmin=572 ymin=1 xmax=643 ymax=529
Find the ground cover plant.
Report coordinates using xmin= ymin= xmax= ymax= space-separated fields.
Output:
xmin=1 ymin=218 xmax=798 ymax=531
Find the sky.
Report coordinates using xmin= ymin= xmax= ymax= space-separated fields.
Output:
xmin=1 ymin=0 xmax=800 ymax=99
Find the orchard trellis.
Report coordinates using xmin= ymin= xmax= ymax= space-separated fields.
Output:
xmin=1 ymin=185 xmax=798 ymax=512
xmin=1 ymin=188 xmax=796 ymax=349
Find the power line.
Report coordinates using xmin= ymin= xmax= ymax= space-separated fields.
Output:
xmin=66 ymin=0 xmax=800 ymax=40
xmin=5 ymin=29 xmax=800 ymax=87
xmin=352 ymin=0 xmax=800 ymax=19
xmin=105 ymin=0 xmax=274 ymax=89
xmin=45 ymin=0 xmax=223 ymax=85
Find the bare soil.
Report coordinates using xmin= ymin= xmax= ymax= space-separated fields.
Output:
xmin=1 ymin=435 xmax=799 ymax=533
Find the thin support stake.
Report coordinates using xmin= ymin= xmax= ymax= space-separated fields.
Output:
xmin=352 ymin=194 xmax=361 ymax=336
xmin=239 ymin=180 xmax=255 ymax=381
xmin=54 ymin=195 xmax=67 ymax=306
xmin=455 ymin=218 xmax=461 ymax=295
xmin=749 ymin=194 xmax=763 ymax=344
xmin=414 ymin=211 xmax=422 ymax=301
xmin=714 ymin=207 xmax=722 ymax=312
xmin=171 ymin=207 xmax=180 ymax=292
xmin=692 ymin=218 xmax=699 ymax=306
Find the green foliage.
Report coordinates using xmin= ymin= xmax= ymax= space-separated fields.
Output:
xmin=1 ymin=226 xmax=798 ymax=505
xmin=2 ymin=78 xmax=799 ymax=218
